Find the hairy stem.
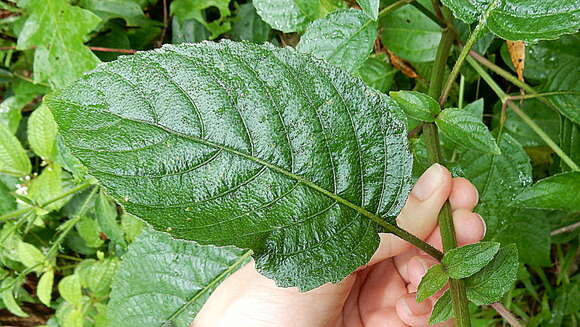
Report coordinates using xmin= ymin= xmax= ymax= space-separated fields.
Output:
xmin=439 ymin=0 xmax=499 ymax=105
xmin=467 ymin=56 xmax=579 ymax=171
xmin=425 ymin=19 xmax=472 ymax=326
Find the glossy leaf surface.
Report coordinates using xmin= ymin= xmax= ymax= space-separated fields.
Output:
xmin=298 ymin=9 xmax=376 ymax=72
xmin=391 ymin=91 xmax=440 ymax=122
xmin=436 ymin=108 xmax=500 ymax=154
xmin=441 ymin=0 xmax=580 ymax=41
xmin=380 ymin=0 xmax=441 ymax=62
xmin=514 ymin=172 xmax=580 ymax=212
xmin=107 ymin=230 xmax=250 ymax=327
xmin=48 ymin=41 xmax=413 ymax=290
xmin=456 ymin=133 xmax=550 ymax=266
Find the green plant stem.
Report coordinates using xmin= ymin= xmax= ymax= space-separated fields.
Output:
xmin=0 ymin=187 xmax=97 ymax=294
xmin=425 ymin=20 xmax=472 ymax=327
xmin=439 ymin=0 xmax=499 ymax=106
xmin=410 ymin=1 xmax=446 ymax=28
xmin=458 ymin=75 xmax=465 ymax=109
xmin=378 ymin=0 xmax=414 ymax=19
xmin=0 ymin=181 xmax=92 ymax=222
xmin=467 ymin=56 xmax=580 ymax=171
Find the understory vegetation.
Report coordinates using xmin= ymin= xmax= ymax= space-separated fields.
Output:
xmin=0 ymin=0 xmax=578 ymax=326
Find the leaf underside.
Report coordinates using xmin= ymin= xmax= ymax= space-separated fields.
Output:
xmin=47 ymin=41 xmax=413 ymax=291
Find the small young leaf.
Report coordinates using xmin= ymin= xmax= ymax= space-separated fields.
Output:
xmin=429 ymin=290 xmax=453 ymax=325
xmin=28 ymin=104 xmax=58 ymax=161
xmin=17 ymin=242 xmax=45 ymax=271
xmin=465 ymin=244 xmax=519 ymax=305
xmin=38 ymin=269 xmax=55 ymax=307
xmin=63 ymin=307 xmax=84 ymax=327
xmin=58 ymin=274 xmax=83 ymax=306
xmin=0 ymin=123 xmax=31 ymax=177
xmin=298 ymin=9 xmax=377 ymax=72
xmin=442 ymin=242 xmax=500 ymax=279
xmin=1 ymin=287 xmax=28 ymax=318
xmin=121 ymin=213 xmax=145 ymax=243
xmin=76 ymin=216 xmax=105 ymax=248
xmin=108 ymin=230 xmax=251 ymax=327
xmin=390 ymin=91 xmax=440 ymax=122
xmin=95 ymin=191 xmax=126 ymax=248
xmin=77 ymin=258 xmax=120 ymax=298
xmin=28 ymin=164 xmax=65 ymax=212
xmin=513 ymin=172 xmax=580 ymax=212
xmin=254 ymin=0 xmax=320 ymax=33
xmin=356 ymin=0 xmax=379 ymax=20
xmin=436 ymin=108 xmax=501 ymax=154
xmin=416 ymin=264 xmax=449 ymax=302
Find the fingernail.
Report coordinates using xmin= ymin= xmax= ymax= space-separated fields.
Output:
xmin=405 ymin=296 xmax=431 ymax=315
xmin=478 ymin=214 xmax=487 ymax=237
xmin=412 ymin=163 xmax=445 ymax=201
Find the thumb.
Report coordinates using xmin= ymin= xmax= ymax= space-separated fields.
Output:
xmin=369 ymin=163 xmax=452 ymax=264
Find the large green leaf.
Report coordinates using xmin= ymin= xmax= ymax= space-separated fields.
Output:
xmin=493 ymin=99 xmax=560 ymax=148
xmin=380 ymin=0 xmax=441 ymax=62
xmin=441 ymin=0 xmax=580 ymax=41
xmin=297 ymin=9 xmax=377 ymax=72
xmin=254 ymin=0 xmax=320 ymax=33
xmin=47 ymin=41 xmax=413 ymax=291
xmin=108 ymin=229 xmax=251 ymax=327
xmin=17 ymin=0 xmax=102 ymax=88
xmin=456 ymin=133 xmax=550 ymax=266
xmin=514 ymin=172 xmax=580 ymax=212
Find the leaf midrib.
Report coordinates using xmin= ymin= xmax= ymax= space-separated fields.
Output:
xmin=52 ymin=96 xmax=399 ymax=236
xmin=164 ymin=249 xmax=253 ymax=323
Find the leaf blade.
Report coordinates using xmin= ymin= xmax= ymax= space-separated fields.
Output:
xmin=47 ymin=41 xmax=413 ymax=291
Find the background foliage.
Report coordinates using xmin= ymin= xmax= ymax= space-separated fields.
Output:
xmin=0 ymin=0 xmax=578 ymax=326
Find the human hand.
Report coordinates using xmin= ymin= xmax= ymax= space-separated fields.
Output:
xmin=193 ymin=163 xmax=486 ymax=327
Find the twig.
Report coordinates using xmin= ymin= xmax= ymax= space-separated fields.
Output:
xmin=467 ymin=56 xmax=580 ymax=171
xmin=407 ymin=123 xmax=424 ymax=138
xmin=551 ymin=221 xmax=580 ymax=236
xmin=439 ymin=0 xmax=499 ymax=106
xmin=491 ymin=303 xmax=524 ymax=327
xmin=424 ymin=11 xmax=472 ymax=324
